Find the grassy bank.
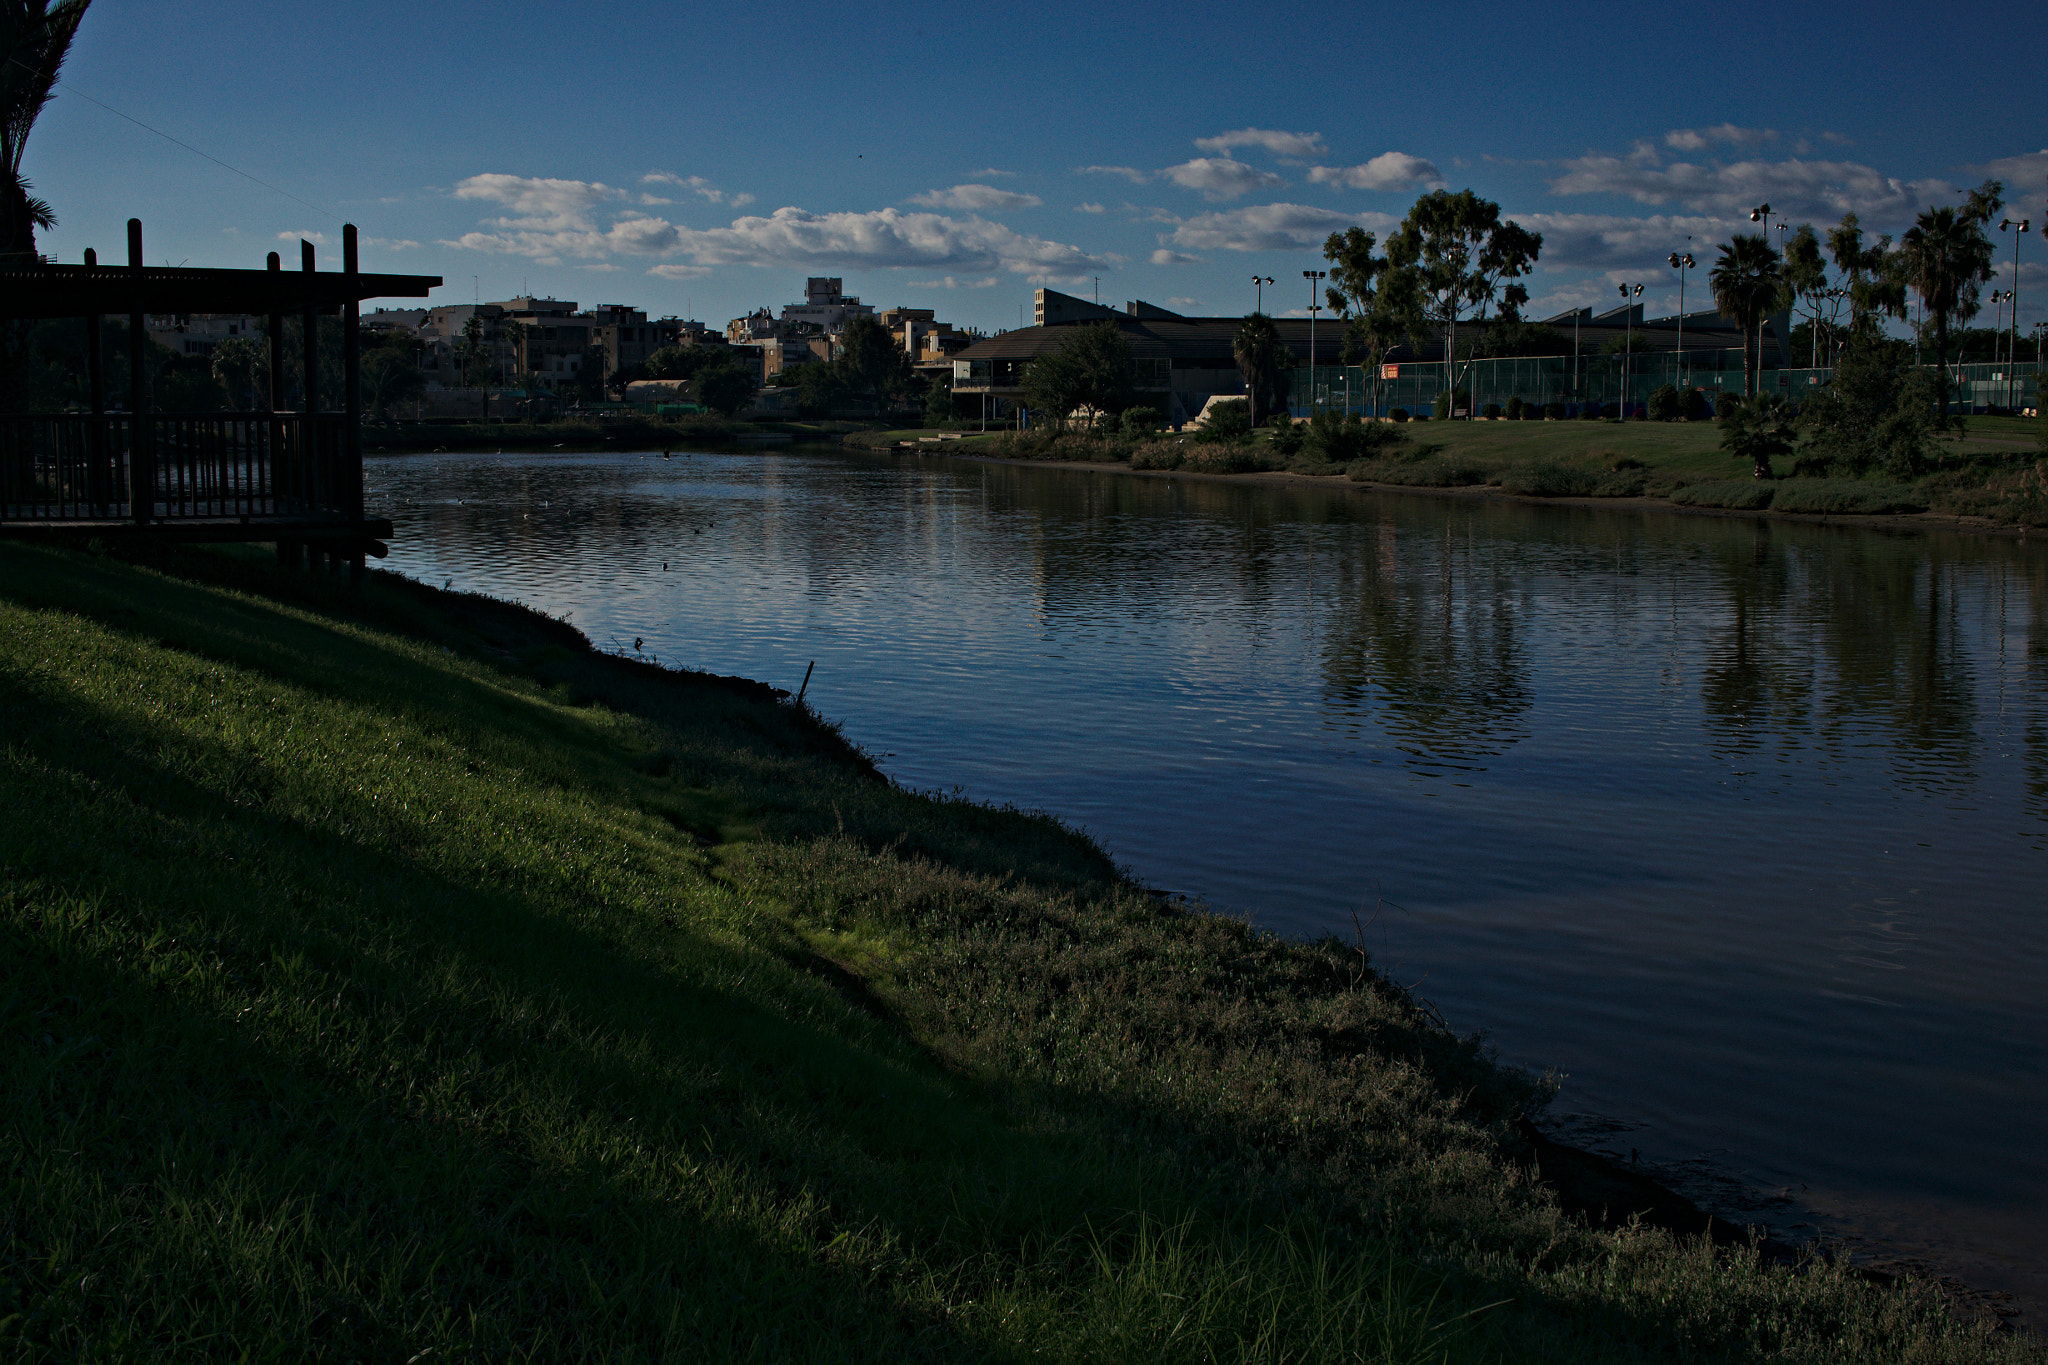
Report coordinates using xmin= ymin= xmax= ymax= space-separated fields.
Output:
xmin=0 ymin=541 xmax=2032 ymax=1361
xmin=860 ymin=416 xmax=2048 ymax=528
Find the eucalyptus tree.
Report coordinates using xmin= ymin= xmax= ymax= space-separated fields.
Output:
xmin=1231 ymin=312 xmax=1292 ymax=427
xmin=1709 ymin=235 xmax=1782 ymax=396
xmin=1 ymin=0 xmax=89 ymax=264
xmin=1780 ymin=225 xmax=1843 ymax=366
xmin=1384 ymin=190 xmax=1542 ymax=411
xmin=1899 ymin=180 xmax=2003 ymax=423
xmin=1826 ymin=213 xmax=1907 ymax=337
xmin=1322 ymin=226 xmax=1421 ymax=416
xmin=1022 ymin=320 xmax=1135 ymax=430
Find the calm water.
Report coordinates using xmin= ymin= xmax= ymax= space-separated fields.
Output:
xmin=369 ymin=447 xmax=2048 ymax=1316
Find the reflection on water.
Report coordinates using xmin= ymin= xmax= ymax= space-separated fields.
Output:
xmin=370 ymin=447 xmax=2048 ymax=1318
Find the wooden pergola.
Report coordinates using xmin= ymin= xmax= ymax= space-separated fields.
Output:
xmin=0 ymin=218 xmax=441 ymax=580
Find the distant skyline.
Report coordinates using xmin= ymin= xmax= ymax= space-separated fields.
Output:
xmin=30 ymin=0 xmax=2048 ymax=336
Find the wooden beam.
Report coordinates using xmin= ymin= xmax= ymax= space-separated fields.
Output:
xmin=126 ymin=219 xmax=150 ymax=525
xmin=301 ymin=240 xmax=317 ymax=414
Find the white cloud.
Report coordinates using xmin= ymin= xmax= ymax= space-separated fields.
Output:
xmin=642 ymin=172 xmax=751 ymax=207
xmin=1162 ymin=157 xmax=1285 ymax=201
xmin=278 ymin=230 xmax=329 ymax=244
xmin=1506 ymin=211 xmax=1740 ymax=270
xmin=910 ymin=183 xmax=1044 ymax=211
xmin=1665 ymin=124 xmax=1777 ymax=152
xmin=1307 ymin=152 xmax=1442 ymax=192
xmin=581 ymin=263 xmax=622 ymax=272
xmin=1167 ymin=296 xmax=1204 ymax=309
xmin=1078 ymin=165 xmax=1149 ymax=183
xmin=1150 ymin=248 xmax=1201 ymax=265
xmin=1978 ymin=148 xmax=2048 ymax=186
xmin=663 ymin=206 xmax=1107 ymax=275
xmin=968 ymin=167 xmax=1016 ymax=178
xmin=364 ymin=237 xmax=420 ymax=250
xmin=455 ymin=173 xmax=624 ymax=231
xmin=648 ymin=264 xmax=712 ymax=278
xmin=1194 ymin=128 xmax=1327 ymax=158
xmin=1549 ymin=153 xmax=1952 ymax=223
xmin=1164 ymin=203 xmax=1394 ymax=252
xmin=1074 ymin=202 xmax=1106 ymax=214
xmin=906 ymin=275 xmax=1002 ymax=289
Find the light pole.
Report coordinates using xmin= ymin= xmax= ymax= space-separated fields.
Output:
xmin=1749 ymin=204 xmax=1775 ymax=387
xmin=1667 ymin=248 xmax=1695 ymax=392
xmin=2000 ymin=217 xmax=2031 ymax=412
xmin=1252 ymin=275 xmax=1273 ymax=314
xmin=1990 ymin=289 xmax=2013 ymax=409
xmin=1617 ymin=282 xmax=1643 ymax=417
xmin=1303 ymin=269 xmax=1326 ymax=418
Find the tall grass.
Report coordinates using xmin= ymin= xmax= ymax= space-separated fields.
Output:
xmin=0 ymin=541 xmax=2029 ymax=1362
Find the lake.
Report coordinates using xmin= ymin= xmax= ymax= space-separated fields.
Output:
xmin=368 ymin=445 xmax=2048 ymax=1319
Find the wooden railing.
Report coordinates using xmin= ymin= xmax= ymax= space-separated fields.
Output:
xmin=0 ymin=413 xmax=353 ymax=524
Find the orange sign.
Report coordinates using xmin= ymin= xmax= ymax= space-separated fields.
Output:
xmin=1380 ymin=364 xmax=1400 ymax=379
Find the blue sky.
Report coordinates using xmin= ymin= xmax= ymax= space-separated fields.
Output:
xmin=28 ymin=0 xmax=2048 ymax=335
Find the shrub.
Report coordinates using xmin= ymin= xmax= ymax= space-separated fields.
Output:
xmin=1579 ymin=402 xmax=1603 ymax=421
xmin=1543 ymin=401 xmax=1566 ymax=420
xmin=1681 ymin=388 xmax=1710 ymax=421
xmin=1183 ymin=445 xmax=1272 ymax=474
xmin=1388 ymin=407 xmax=1409 ymax=422
xmin=1306 ymin=410 xmax=1407 ymax=462
xmin=1120 ymin=405 xmax=1164 ymax=436
xmin=1348 ymin=455 xmax=1488 ymax=487
xmin=1794 ymin=339 xmax=1936 ymax=481
xmin=1196 ymin=398 xmax=1252 ymax=443
xmin=1593 ymin=469 xmax=1649 ymax=497
xmin=1481 ymin=402 xmax=1503 ymax=420
xmin=1130 ymin=443 xmax=1185 ymax=470
xmin=1432 ymin=387 xmax=1471 ymax=420
xmin=1599 ymin=402 xmax=1620 ymax=419
xmin=1768 ymin=478 xmax=1928 ymax=514
xmin=1671 ymin=479 xmax=1778 ymax=509
xmin=1499 ymin=462 xmax=1598 ymax=497
xmin=1504 ymin=396 xmax=1525 ymax=420
xmin=1713 ymin=390 xmax=1741 ymax=419
xmin=1268 ymin=419 xmax=1305 ymax=455
xmin=1647 ymin=384 xmax=1680 ymax=422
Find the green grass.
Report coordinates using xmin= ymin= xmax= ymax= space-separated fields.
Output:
xmin=1 ymin=541 xmax=2032 ymax=1361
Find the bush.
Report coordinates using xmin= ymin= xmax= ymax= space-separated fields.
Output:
xmin=1647 ymin=384 xmax=1680 ymax=422
xmin=1196 ymin=399 xmax=1252 ymax=443
xmin=1793 ymin=339 xmax=1936 ymax=481
xmin=1268 ymin=419 xmax=1305 ymax=455
xmin=1768 ymin=478 xmax=1928 ymax=514
xmin=1349 ymin=454 xmax=1488 ymax=487
xmin=1388 ymin=407 xmax=1409 ymax=422
xmin=1504 ymin=396 xmax=1525 ymax=420
xmin=1481 ymin=402 xmax=1503 ymax=420
xmin=1184 ymin=445 xmax=1272 ymax=474
xmin=1579 ymin=402 xmax=1603 ymax=421
xmin=1499 ymin=463 xmax=1598 ymax=497
xmin=1599 ymin=402 xmax=1620 ymax=420
xmin=1681 ymin=388 xmax=1710 ymax=421
xmin=1305 ymin=410 xmax=1407 ymax=462
xmin=1130 ymin=442 xmax=1185 ymax=470
xmin=1713 ymin=390 xmax=1741 ymax=419
xmin=1543 ymin=401 xmax=1566 ymax=420
xmin=1671 ymin=479 xmax=1778 ymax=509
xmin=1432 ymin=387 xmax=1471 ymax=420
xmin=1593 ymin=469 xmax=1649 ymax=497
xmin=1120 ymin=406 xmax=1164 ymax=436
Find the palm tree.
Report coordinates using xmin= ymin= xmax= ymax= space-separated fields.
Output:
xmin=1709 ymin=235 xmax=1782 ymax=397
xmin=2 ymin=1 xmax=91 ymax=265
xmin=1899 ymin=192 xmax=2000 ymax=425
xmin=1232 ymin=313 xmax=1292 ymax=428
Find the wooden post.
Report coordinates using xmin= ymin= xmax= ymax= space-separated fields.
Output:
xmin=300 ymin=239 xmax=318 ymax=414
xmin=266 ymin=252 xmax=284 ymax=411
xmin=83 ymin=248 xmax=104 ymax=415
xmin=126 ymin=218 xmax=150 ymax=524
xmin=343 ymin=224 xmax=366 ymax=584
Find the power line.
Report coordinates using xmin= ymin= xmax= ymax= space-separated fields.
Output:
xmin=7 ymin=52 xmax=340 ymax=224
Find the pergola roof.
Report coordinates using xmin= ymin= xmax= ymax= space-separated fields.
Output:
xmin=0 ymin=263 xmax=443 ymax=319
